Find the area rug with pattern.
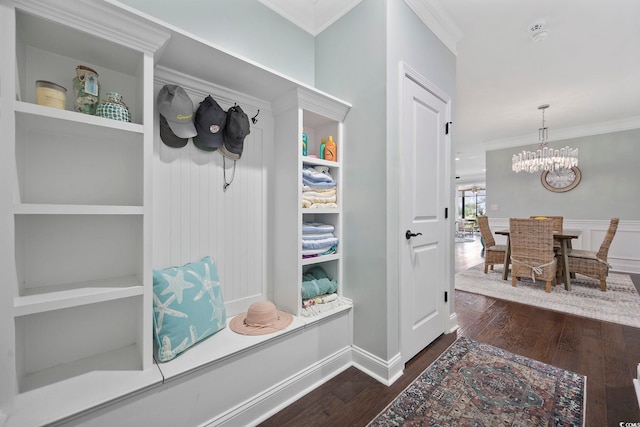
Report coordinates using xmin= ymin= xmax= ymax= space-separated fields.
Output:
xmin=368 ymin=337 xmax=585 ymax=426
xmin=455 ymin=263 xmax=640 ymax=328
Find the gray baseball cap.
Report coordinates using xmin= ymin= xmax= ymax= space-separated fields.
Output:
xmin=157 ymin=85 xmax=197 ymax=148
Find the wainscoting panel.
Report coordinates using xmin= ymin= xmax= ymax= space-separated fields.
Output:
xmin=487 ymin=218 xmax=640 ymax=274
xmin=152 ymin=92 xmax=269 ymax=316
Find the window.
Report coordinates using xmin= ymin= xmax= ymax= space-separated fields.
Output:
xmin=456 ymin=185 xmax=486 ymax=220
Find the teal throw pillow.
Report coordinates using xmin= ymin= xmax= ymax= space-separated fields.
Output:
xmin=153 ymin=256 xmax=226 ymax=362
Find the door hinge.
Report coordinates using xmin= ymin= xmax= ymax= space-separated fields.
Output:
xmin=444 ymin=291 xmax=448 ymax=303
xmin=445 ymin=207 xmax=448 ymax=219
xmin=445 ymin=121 xmax=453 ymax=135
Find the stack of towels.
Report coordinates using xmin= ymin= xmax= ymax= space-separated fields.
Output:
xmin=301 ymin=266 xmax=338 ymax=309
xmin=302 ymin=221 xmax=338 ymax=259
xmin=302 ymin=165 xmax=337 ymax=208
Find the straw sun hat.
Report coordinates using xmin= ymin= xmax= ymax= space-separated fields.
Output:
xmin=229 ymin=301 xmax=293 ymax=336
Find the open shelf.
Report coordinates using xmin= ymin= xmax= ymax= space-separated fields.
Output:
xmin=12 ymin=344 xmax=162 ymax=427
xmin=15 ymin=109 xmax=144 ymax=206
xmin=14 ymin=297 xmax=144 ymax=392
xmin=14 ymin=203 xmax=144 ymax=215
xmin=15 ymin=10 xmax=145 ymax=123
xmin=14 ymin=275 xmax=143 ymax=316
xmin=302 ymin=157 xmax=340 ymax=168
xmin=302 ymin=253 xmax=340 ymax=266
xmin=15 ymin=101 xmax=144 ymax=134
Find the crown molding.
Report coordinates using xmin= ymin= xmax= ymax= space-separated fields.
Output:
xmin=257 ymin=0 xmax=362 ymax=36
xmin=13 ymin=0 xmax=170 ymax=54
xmin=485 ymin=115 xmax=640 ymax=151
xmin=403 ymin=0 xmax=463 ymax=55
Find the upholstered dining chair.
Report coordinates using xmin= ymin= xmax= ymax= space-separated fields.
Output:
xmin=509 ymin=217 xmax=557 ymax=293
xmin=477 ymin=216 xmax=508 ymax=274
xmin=567 ymin=217 xmax=619 ymax=292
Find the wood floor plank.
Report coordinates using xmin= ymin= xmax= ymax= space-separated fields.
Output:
xmin=259 ymin=239 xmax=640 ymax=427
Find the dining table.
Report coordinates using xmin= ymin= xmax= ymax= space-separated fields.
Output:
xmin=495 ymin=228 xmax=581 ymax=291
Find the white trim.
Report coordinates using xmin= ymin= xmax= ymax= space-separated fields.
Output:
xmin=403 ymin=0 xmax=463 ymax=55
xmin=257 ymin=0 xmax=362 ymax=36
xmin=351 ymin=346 xmax=404 ymax=386
xmin=448 ymin=313 xmax=459 ymax=334
xmin=14 ymin=0 xmax=170 ymax=54
xmin=215 ymin=348 xmax=353 ymax=427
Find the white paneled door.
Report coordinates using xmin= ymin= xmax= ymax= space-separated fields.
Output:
xmin=400 ymin=67 xmax=450 ymax=364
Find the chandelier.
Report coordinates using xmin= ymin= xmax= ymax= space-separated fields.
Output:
xmin=512 ymin=104 xmax=578 ymax=173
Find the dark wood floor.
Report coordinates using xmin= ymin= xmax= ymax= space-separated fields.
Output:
xmin=260 ymin=236 xmax=640 ymax=427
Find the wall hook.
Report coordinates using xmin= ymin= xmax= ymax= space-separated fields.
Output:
xmin=251 ymin=109 xmax=260 ymax=124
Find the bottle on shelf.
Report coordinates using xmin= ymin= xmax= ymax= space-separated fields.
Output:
xmin=324 ymin=135 xmax=337 ymax=161
xmin=302 ymin=128 xmax=308 ymax=156
xmin=319 ymin=138 xmax=326 ymax=159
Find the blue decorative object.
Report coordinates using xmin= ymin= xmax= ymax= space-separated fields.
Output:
xmin=152 ymin=256 xmax=226 ymax=362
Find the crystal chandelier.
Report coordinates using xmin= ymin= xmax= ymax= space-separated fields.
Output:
xmin=512 ymin=104 xmax=578 ymax=173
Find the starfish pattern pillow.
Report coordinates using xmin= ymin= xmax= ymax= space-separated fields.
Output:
xmin=152 ymin=256 xmax=226 ymax=362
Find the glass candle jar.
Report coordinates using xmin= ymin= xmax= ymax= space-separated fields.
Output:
xmin=73 ymin=65 xmax=100 ymax=115
xmin=96 ymin=92 xmax=131 ymax=122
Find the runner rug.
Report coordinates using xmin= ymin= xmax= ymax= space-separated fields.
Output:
xmin=455 ymin=263 xmax=640 ymax=328
xmin=368 ymin=337 xmax=585 ymax=426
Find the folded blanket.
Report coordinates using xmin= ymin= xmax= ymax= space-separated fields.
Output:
xmin=302 ymin=244 xmax=337 ymax=258
xmin=302 ymin=237 xmax=339 ymax=250
xmin=302 ymin=166 xmax=334 ymax=184
xmin=303 ymin=181 xmax=336 ymax=191
xmin=301 ymin=266 xmax=338 ymax=299
xmin=302 ymin=193 xmax=337 ymax=204
xmin=302 ymin=232 xmax=335 ymax=240
xmin=302 ymin=293 xmax=338 ymax=308
xmin=302 ymin=222 xmax=334 ymax=234
xmin=303 ymin=179 xmax=336 ymax=190
xmin=302 ymin=188 xmax=336 ymax=197
xmin=308 ymin=202 xmax=338 ymax=209
xmin=301 ymin=297 xmax=349 ymax=317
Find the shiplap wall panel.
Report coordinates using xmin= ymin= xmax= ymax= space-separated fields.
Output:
xmin=153 ymin=115 xmax=265 ymax=315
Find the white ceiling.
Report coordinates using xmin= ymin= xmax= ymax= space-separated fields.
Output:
xmin=260 ymin=0 xmax=640 ymax=182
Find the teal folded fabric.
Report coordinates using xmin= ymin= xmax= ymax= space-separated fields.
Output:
xmin=301 ymin=266 xmax=337 ymax=299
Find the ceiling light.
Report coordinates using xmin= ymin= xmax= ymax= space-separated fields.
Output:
xmin=511 ymin=104 xmax=578 ymax=173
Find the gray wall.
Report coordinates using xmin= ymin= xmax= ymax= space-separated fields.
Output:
xmin=121 ymin=0 xmax=457 ymax=364
xmin=118 ymin=0 xmax=315 ymax=85
xmin=314 ymin=0 xmax=389 ymax=359
xmin=315 ymin=0 xmax=456 ymax=361
xmin=486 ymin=128 xmax=640 ymax=221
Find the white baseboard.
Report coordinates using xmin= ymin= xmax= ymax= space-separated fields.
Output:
xmin=216 ymin=347 xmax=353 ymax=427
xmin=351 ymin=345 xmax=403 ymax=386
xmin=448 ymin=312 xmax=459 ymax=334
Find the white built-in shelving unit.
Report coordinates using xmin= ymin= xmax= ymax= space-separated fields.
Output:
xmin=0 ymin=1 xmax=169 ymax=423
xmin=272 ymin=92 xmax=348 ymax=317
xmin=0 ymin=1 xmax=352 ymax=425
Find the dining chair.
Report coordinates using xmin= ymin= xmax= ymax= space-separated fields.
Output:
xmin=531 ymin=215 xmax=563 ymax=245
xmin=477 ymin=216 xmax=508 ymax=274
xmin=530 ymin=215 xmax=563 ymax=232
xmin=567 ymin=217 xmax=619 ymax=291
xmin=509 ymin=218 xmax=557 ymax=292
xmin=530 ymin=215 xmax=564 ymax=277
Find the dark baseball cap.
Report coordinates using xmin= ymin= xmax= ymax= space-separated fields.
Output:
xmin=194 ymin=95 xmax=226 ymax=151
xmin=220 ymin=105 xmax=250 ymax=160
